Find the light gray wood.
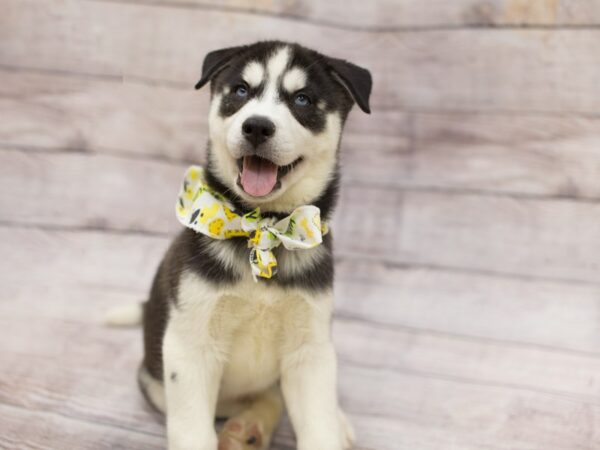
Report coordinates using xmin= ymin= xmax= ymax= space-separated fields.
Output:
xmin=3 ymin=149 xmax=599 ymax=283
xmin=334 ymin=259 xmax=600 ymax=355
xmin=3 ymin=0 xmax=600 ymax=113
xmin=3 ymin=70 xmax=600 ymax=200
xmin=2 ymin=309 xmax=599 ymax=450
xmin=3 ymin=1 xmax=600 ymax=448
xmin=0 ymin=69 xmax=209 ymax=162
xmin=1 ymin=225 xmax=598 ymax=355
xmin=559 ymin=0 xmax=600 ymax=25
xmin=0 ymin=403 xmax=165 ymax=450
xmin=154 ymin=0 xmax=600 ymax=28
xmin=0 ymin=149 xmax=186 ymax=234
xmin=5 ymin=289 xmax=600 ymax=405
xmin=335 ymin=187 xmax=600 ymax=284
xmin=2 ymin=271 xmax=600 ymax=450
xmin=402 ymin=113 xmax=600 ymax=199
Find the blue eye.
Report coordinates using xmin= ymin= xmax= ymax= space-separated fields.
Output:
xmin=235 ymin=85 xmax=248 ymax=97
xmin=294 ymin=93 xmax=310 ymax=106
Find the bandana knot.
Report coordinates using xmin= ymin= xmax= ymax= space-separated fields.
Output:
xmin=175 ymin=166 xmax=328 ymax=281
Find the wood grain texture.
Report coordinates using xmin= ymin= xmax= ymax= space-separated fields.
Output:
xmin=2 ymin=226 xmax=600 ymax=449
xmin=334 ymin=259 xmax=600 ymax=355
xmin=0 ymin=69 xmax=208 ymax=162
xmin=0 ymin=149 xmax=186 ymax=234
xmin=79 ymin=0 xmax=600 ymax=28
xmin=403 ymin=113 xmax=600 ymax=199
xmin=1 ymin=226 xmax=598 ymax=355
xmin=0 ymin=403 xmax=165 ymax=450
xmin=3 ymin=1 xmax=600 ymax=448
xmin=3 ymin=70 xmax=600 ymax=200
xmin=2 ymin=315 xmax=599 ymax=450
xmin=2 ymin=149 xmax=599 ymax=283
xmin=3 ymin=0 xmax=600 ymax=113
xmin=336 ymin=187 xmax=600 ymax=284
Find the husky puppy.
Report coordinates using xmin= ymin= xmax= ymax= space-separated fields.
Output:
xmin=136 ymin=41 xmax=371 ymax=450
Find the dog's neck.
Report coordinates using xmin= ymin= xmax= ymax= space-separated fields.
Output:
xmin=204 ymin=155 xmax=340 ymax=222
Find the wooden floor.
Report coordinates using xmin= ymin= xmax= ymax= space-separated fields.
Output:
xmin=2 ymin=1 xmax=600 ymax=449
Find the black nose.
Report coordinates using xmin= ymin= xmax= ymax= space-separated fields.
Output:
xmin=242 ymin=116 xmax=275 ymax=147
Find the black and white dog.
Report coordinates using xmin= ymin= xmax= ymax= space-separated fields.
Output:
xmin=112 ymin=41 xmax=371 ymax=450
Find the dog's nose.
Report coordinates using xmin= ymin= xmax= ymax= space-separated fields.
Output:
xmin=242 ymin=116 xmax=275 ymax=147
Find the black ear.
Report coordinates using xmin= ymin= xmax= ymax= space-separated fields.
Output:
xmin=195 ymin=45 xmax=247 ymax=90
xmin=327 ymin=58 xmax=372 ymax=114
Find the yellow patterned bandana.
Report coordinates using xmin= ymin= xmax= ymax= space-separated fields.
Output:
xmin=175 ymin=165 xmax=328 ymax=281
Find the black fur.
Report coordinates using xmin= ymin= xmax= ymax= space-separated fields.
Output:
xmin=273 ymin=233 xmax=334 ymax=291
xmin=142 ymin=41 xmax=370 ymax=381
xmin=202 ymin=41 xmax=367 ymax=131
xmin=327 ymin=57 xmax=373 ymax=114
xmin=194 ymin=45 xmax=248 ymax=90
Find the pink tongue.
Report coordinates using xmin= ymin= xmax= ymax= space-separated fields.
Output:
xmin=240 ymin=156 xmax=278 ymax=197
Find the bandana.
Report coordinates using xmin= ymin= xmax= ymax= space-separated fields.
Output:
xmin=175 ymin=165 xmax=328 ymax=281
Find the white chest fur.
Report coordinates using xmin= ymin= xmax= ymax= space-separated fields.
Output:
xmin=172 ymin=271 xmax=333 ymax=404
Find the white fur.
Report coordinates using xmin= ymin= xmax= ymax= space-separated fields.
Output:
xmin=208 ymin=45 xmax=343 ymax=213
xmin=242 ymin=60 xmax=265 ymax=87
xmin=204 ymin=240 xmax=247 ymax=276
xmin=104 ymin=303 xmax=142 ymax=327
xmin=163 ymin=273 xmax=224 ymax=450
xmin=282 ymin=67 xmax=307 ymax=93
xmin=266 ymin=46 xmax=291 ymax=84
xmin=161 ymin=266 xmax=351 ymax=450
xmin=138 ymin=365 xmax=166 ymax=413
xmin=160 ymin=44 xmax=354 ymax=450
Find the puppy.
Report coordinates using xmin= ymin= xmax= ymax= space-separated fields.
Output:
xmin=137 ymin=41 xmax=371 ymax=450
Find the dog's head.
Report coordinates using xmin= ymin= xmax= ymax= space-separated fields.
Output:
xmin=196 ymin=41 xmax=372 ymax=214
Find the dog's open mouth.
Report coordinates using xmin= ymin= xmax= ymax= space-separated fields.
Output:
xmin=236 ymin=155 xmax=302 ymax=197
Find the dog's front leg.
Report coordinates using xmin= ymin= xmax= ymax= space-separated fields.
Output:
xmin=282 ymin=341 xmax=344 ymax=450
xmin=162 ymin=295 xmax=226 ymax=450
xmin=281 ymin=295 xmax=347 ymax=450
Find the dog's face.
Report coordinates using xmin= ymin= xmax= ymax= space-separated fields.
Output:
xmin=195 ymin=41 xmax=372 ymax=212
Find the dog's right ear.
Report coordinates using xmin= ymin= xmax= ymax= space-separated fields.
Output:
xmin=195 ymin=45 xmax=247 ymax=90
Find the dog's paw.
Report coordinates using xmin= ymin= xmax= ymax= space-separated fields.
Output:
xmin=339 ymin=410 xmax=356 ymax=450
xmin=218 ymin=418 xmax=265 ymax=450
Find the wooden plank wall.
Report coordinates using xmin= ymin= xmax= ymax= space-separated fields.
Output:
xmin=1 ymin=1 xmax=600 ymax=449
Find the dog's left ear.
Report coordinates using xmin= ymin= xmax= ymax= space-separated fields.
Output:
xmin=195 ymin=45 xmax=247 ymax=90
xmin=327 ymin=58 xmax=373 ymax=114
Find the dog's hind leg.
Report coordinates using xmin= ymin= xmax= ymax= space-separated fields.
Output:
xmin=137 ymin=365 xmax=166 ymax=414
xmin=217 ymin=385 xmax=284 ymax=450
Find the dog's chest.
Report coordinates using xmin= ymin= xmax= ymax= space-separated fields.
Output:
xmin=219 ymin=300 xmax=283 ymax=399
xmin=209 ymin=279 xmax=314 ymax=400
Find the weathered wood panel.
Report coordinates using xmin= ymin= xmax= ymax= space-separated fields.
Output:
xmin=334 ymin=259 xmax=600 ymax=355
xmin=0 ymin=149 xmax=185 ymax=234
xmin=155 ymin=0 xmax=600 ymax=28
xmin=2 ymin=226 xmax=600 ymax=357
xmin=2 ymin=1 xmax=600 ymax=448
xmin=336 ymin=187 xmax=600 ymax=284
xmin=403 ymin=113 xmax=600 ymax=199
xmin=0 ymin=69 xmax=208 ymax=162
xmin=558 ymin=0 xmax=600 ymax=25
xmin=0 ymin=229 xmax=170 ymax=293
xmin=2 ymin=312 xmax=599 ymax=450
xmin=339 ymin=365 xmax=600 ymax=450
xmin=2 ymin=274 xmax=600 ymax=450
xmin=3 ymin=0 xmax=600 ymax=113
xmin=3 ymin=70 xmax=600 ymax=200
xmin=0 ymin=403 xmax=165 ymax=450
xmin=334 ymin=320 xmax=600 ymax=399
xmin=3 ymin=150 xmax=599 ymax=283
xmin=4 ymin=274 xmax=600 ymax=403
